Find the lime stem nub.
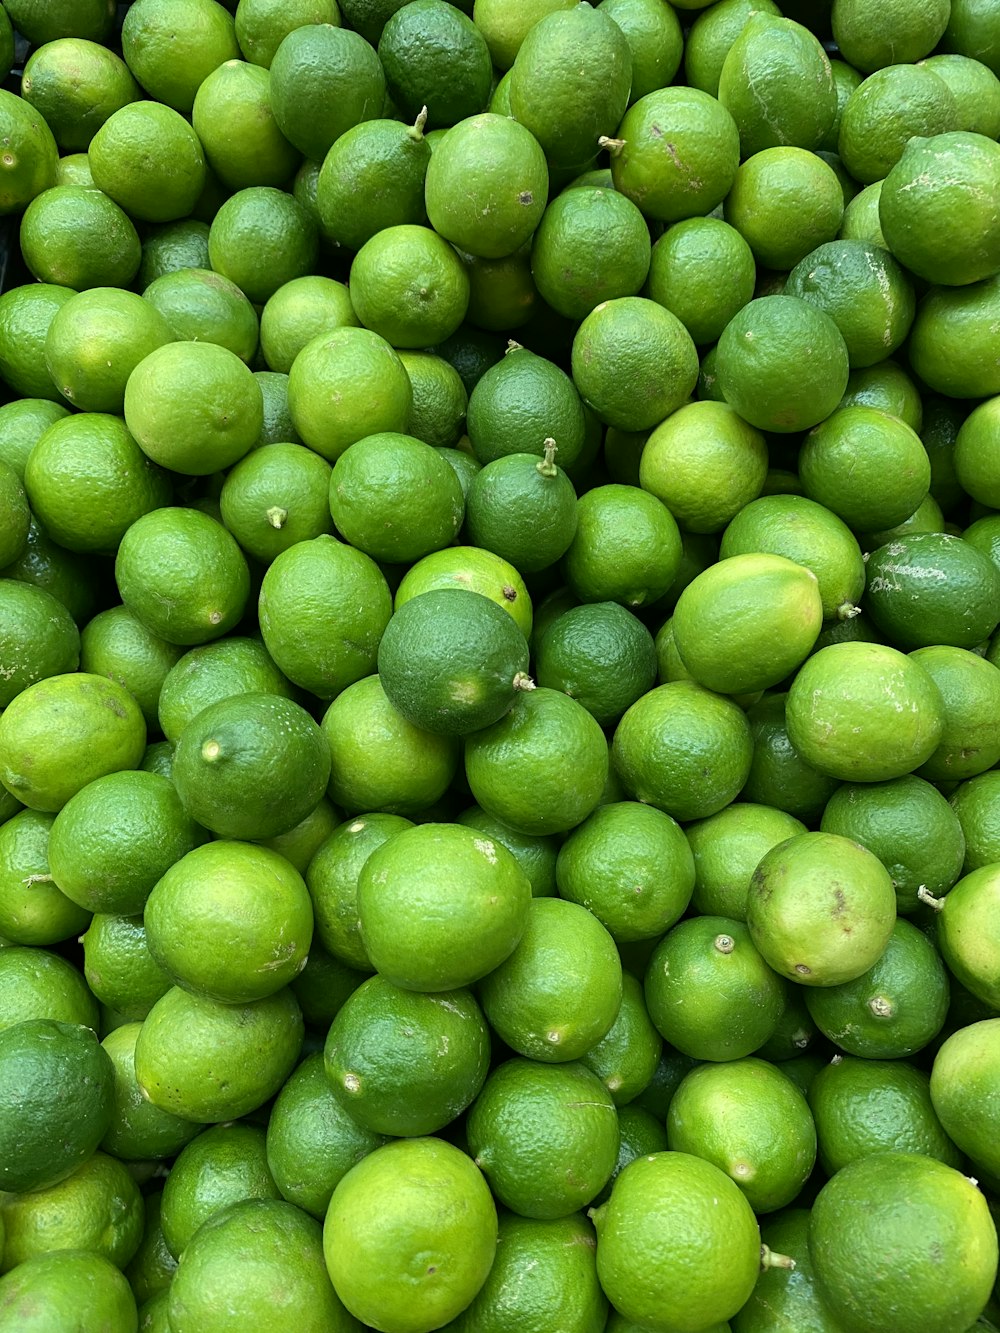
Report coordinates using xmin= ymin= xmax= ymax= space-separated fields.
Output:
xmin=512 ymin=672 xmax=536 ymax=692
xmin=504 ymin=339 xmax=523 ymax=355
xmin=536 ymin=438 xmax=558 ymax=478
xmin=21 ymin=873 xmax=53 ymax=887
xmin=598 ymin=135 xmax=625 ymax=155
xmin=201 ymin=739 xmax=222 ymax=763
xmin=714 ymin=933 xmax=735 ymax=955
xmin=761 ymin=1245 xmax=796 ymax=1272
xmin=917 ymin=885 xmax=944 ymax=911
xmin=266 ymin=506 xmax=287 ymax=530
xmin=837 ymin=601 xmax=861 ymax=620
xmin=409 ymin=106 xmax=428 ymax=140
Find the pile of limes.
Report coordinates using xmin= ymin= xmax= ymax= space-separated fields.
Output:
xmin=1 ymin=0 xmax=1000 ymax=1328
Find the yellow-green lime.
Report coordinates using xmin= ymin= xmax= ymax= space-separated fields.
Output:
xmin=564 ymin=483 xmax=682 ymax=610
xmin=724 ymin=147 xmax=844 ymax=272
xmin=910 ymin=645 xmax=1000 ymax=782
xmin=746 ymin=830 xmax=897 ymax=986
xmin=683 ymin=0 xmax=782 ymax=98
xmin=208 ymin=184 xmax=318 ymax=305
xmin=685 ymin=803 xmax=807 ymax=920
xmin=0 ymin=579 xmax=79 ymax=712
xmin=320 ymin=673 xmax=458 ymax=815
xmin=0 ymin=1251 xmax=137 ymax=1332
xmin=21 ymin=38 xmax=140 ymax=153
xmin=219 ymin=442 xmax=334 ymax=564
xmin=909 ymin=274 xmax=1000 ymax=400
xmin=235 ymin=0 xmax=342 ymax=68
xmin=0 ymin=809 xmax=90 ymax=947
xmin=599 ymin=0 xmax=683 ymax=102
xmin=926 ymin=864 xmax=1000 ymax=1011
xmin=930 ymin=1018 xmax=1000 ymax=1180
xmin=466 ymin=1057 xmax=619 ymax=1219
xmin=950 ymin=771 xmax=1000 ymax=873
xmin=0 ymin=947 xmax=98 ymax=1036
xmin=0 ymin=399 xmax=70 ymax=477
xmin=324 ymin=974 xmax=490 ymax=1135
xmin=142 ymin=266 xmax=259 ymax=364
xmin=191 ymin=59 xmax=300 ymax=191
xmin=87 ymin=100 xmax=206 ymax=223
xmin=20 ymin=184 xmax=141 ymax=290
xmin=837 ymin=63 xmax=958 ymax=185
xmin=955 ymin=396 xmax=1000 ymax=509
xmin=324 ymin=1137 xmax=497 ymax=1333
xmin=259 ymin=276 xmax=356 ymax=374
xmin=81 ymin=913 xmax=171 ymax=1021
xmin=832 ymin=0 xmax=950 ymax=72
xmin=839 ymin=360 xmax=924 ymax=435
xmin=121 ymin=0 xmax=240 ymax=114
xmin=157 ymin=637 xmax=294 ymax=744
xmin=644 ymin=916 xmax=787 ymax=1061
xmin=644 ymin=216 xmax=756 ymax=347
xmin=0 ymin=88 xmax=59 ymax=215
xmin=920 ymin=53 xmax=1000 ymax=138
xmin=580 ymin=969 xmax=663 ymax=1107
xmin=350 ymin=222 xmax=470 ymax=349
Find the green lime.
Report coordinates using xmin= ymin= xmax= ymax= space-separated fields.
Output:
xmin=908 ymin=273 xmax=1000 ymax=400
xmin=357 ymin=821 xmax=530 ymax=990
xmin=840 ymin=359 xmax=924 ymax=432
xmin=88 ymin=100 xmax=206 ymax=223
xmin=20 ymin=184 xmax=141 ymax=290
xmin=208 ymin=185 xmax=318 ymax=305
xmin=612 ymin=680 xmax=754 ymax=822
xmin=220 ymin=442 xmax=333 ymax=564
xmin=80 ymin=605 xmax=182 ymax=730
xmin=350 ymin=222 xmax=470 ymax=349
xmin=645 ymin=217 xmax=755 ymax=348
xmin=464 ymin=686 xmax=609 ymax=836
xmin=833 ymin=0 xmax=950 ymax=71
xmin=378 ymin=0 xmax=491 ymax=128
xmin=644 ymin=916 xmax=787 ymax=1061
xmin=270 ymin=24 xmax=383 ymax=160
xmin=910 ymin=645 xmax=1000 ymax=782
xmin=134 ymin=985 xmax=303 ymax=1124
xmin=324 ymin=974 xmax=490 ymax=1135
xmin=600 ymin=0 xmax=683 ymax=102
xmin=930 ymin=1018 xmax=1000 ymax=1181
xmin=315 ymin=111 xmax=431 ymax=252
xmin=137 ymin=219 xmax=211 ymax=288
xmin=0 ymin=88 xmax=59 ymax=215
xmin=0 ymin=398 xmax=70 ymax=477
xmin=920 ymin=53 xmax=1000 ymax=138
xmin=0 ymin=809 xmax=90 ymax=947
xmin=956 ymin=396 xmax=1000 ymax=509
xmin=191 ymin=58 xmax=300 ymax=192
xmin=785 ymin=642 xmax=945 ymax=782
xmin=863 ymin=536 xmax=1000 ymax=652
xmin=101 ymin=1023 xmax=202 ymax=1162
xmin=125 ymin=1191 xmax=177 ymax=1307
xmin=534 ymin=601 xmax=655 ymax=727
xmin=467 ymin=1057 xmax=619 ymax=1219
xmin=324 ymin=1137 xmax=497 ymax=1332
xmin=0 ymin=947 xmax=98 ymax=1035
xmin=235 ymin=0 xmax=341 ymax=67
xmin=686 ymin=803 xmax=807 ymax=920
xmin=0 ymin=285 xmax=73 ymax=401
xmin=0 ymin=1251 xmax=136 ymax=1332
xmin=157 ymin=636 xmax=294 ymax=744
xmin=142 ymin=267 xmax=259 ymax=365
xmin=0 ymin=580 xmax=80 ymax=710
xmin=467 ymin=344 xmax=585 ymax=468
xmin=683 ymin=0 xmax=781 ymax=98
xmin=320 ymin=674 xmax=459 ymax=816
xmin=564 ymin=483 xmax=682 ymax=610
xmin=724 ymin=147 xmax=844 ymax=273
xmin=951 ymin=771 xmax=1000 ymax=873
xmin=121 ymin=0 xmax=240 ymax=114
xmin=464 ymin=445 xmax=577 ymax=575
xmin=838 ymin=63 xmax=958 ymax=186
xmin=394 ymin=544 xmax=533 ymax=637
xmin=399 ymin=351 xmax=468 ymax=450
xmin=259 ymin=276 xmax=356 ymax=375
xmin=81 ymin=913 xmax=171 ymax=1021
xmin=927 ymin=864 xmax=1000 ymax=1011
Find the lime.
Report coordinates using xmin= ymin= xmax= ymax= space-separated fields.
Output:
xmin=0 ymin=399 xmax=69 ymax=477
xmin=399 ymin=350 xmax=468 ymax=449
xmin=134 ymin=985 xmax=303 ymax=1123
xmin=612 ymin=680 xmax=754 ymax=822
xmin=378 ymin=0 xmax=491 ymax=129
xmin=930 ymin=1018 xmax=1000 ymax=1180
xmin=88 ymin=101 xmax=206 ymax=223
xmin=157 ymin=637 xmax=293 ymax=745
xmin=466 ymin=344 xmax=585 ymax=468
xmin=565 ymin=483 xmax=682 ymax=609
xmin=324 ymin=974 xmax=490 ymax=1134
xmin=0 ymin=1018 xmax=113 ymax=1193
xmin=821 ymin=775 xmax=966 ymax=913
xmin=591 ymin=1151 xmax=761 ymax=1333
xmin=920 ymin=53 xmax=1000 ymax=138
xmin=478 ymin=896 xmax=622 ymax=1063
xmin=840 ymin=361 xmax=925 ymax=434
xmin=287 ymin=325 xmax=413 ymax=462
xmin=160 ymin=1123 xmax=280 ymax=1259
xmin=864 ymin=535 xmax=1000 ymax=652
xmin=645 ymin=217 xmax=755 ymax=348
xmin=142 ymin=267 xmax=260 ymax=364
xmin=581 ymin=968 xmax=662 ymax=1107
xmin=535 ymin=601 xmax=655 ymax=728
xmin=0 ymin=672 xmax=146 ymax=814
xmin=20 ymin=184 xmax=141 ymax=290
xmin=908 ymin=274 xmax=1000 ymax=400
xmin=125 ymin=1191 xmax=177 ymax=1306
xmin=686 ymin=803 xmax=807 ymax=921
xmin=672 ymin=553 xmax=823 ymax=695
xmin=725 ymin=147 xmax=844 ymax=273
xmin=951 ymin=771 xmax=1000 ymax=873
xmin=81 ymin=913 xmax=171 ymax=1021
xmin=464 ymin=686 xmax=609 ymax=836
xmin=0 ymin=88 xmax=59 ymax=215
xmin=809 ymin=1152 xmax=997 ymax=1333
xmin=315 ymin=111 xmax=430 ymax=252
xmin=3 ymin=516 xmax=103 ymax=626
xmin=349 ymin=222 xmax=470 ymax=349
xmin=258 ymin=534 xmax=392 ymax=698
xmin=269 ymin=23 xmax=385 ymax=162
xmin=357 ymin=821 xmax=531 ymax=990
xmin=644 ymin=916 xmax=787 ymax=1061
xmin=928 ymin=864 xmax=1000 ymax=1011
xmin=839 ymin=63 xmax=958 ymax=186
xmin=610 ymin=87 xmax=741 ymax=224
xmin=683 ymin=0 xmax=781 ymax=99
xmin=667 ymin=1057 xmax=816 ymax=1213
xmin=910 ymin=645 xmax=1000 ymax=782
xmin=464 ymin=444 xmax=577 ymax=576
xmin=0 ymin=578 xmax=80 ymax=711
xmin=785 ymin=641 xmax=945 ymax=782
xmin=220 ymin=442 xmax=333 ymax=564
xmin=235 ymin=0 xmax=342 ymax=67
xmin=25 ymin=412 xmax=171 ymax=555
xmin=956 ymin=396 xmax=1000 ymax=509
xmin=0 ymin=809 xmax=90 ymax=947
xmin=0 ymin=1251 xmax=136 ymax=1332
xmin=208 ymin=185 xmax=318 ymax=306
xmin=137 ymin=219 xmax=211 ymax=288
xmin=466 ymin=1057 xmax=619 ymax=1219
xmin=43 ymin=287 xmax=174 ymax=415
xmin=0 ymin=284 xmax=73 ymax=401
xmin=600 ymin=0 xmax=683 ymax=102
xmin=115 ymin=506 xmax=250 ymax=647
xmin=508 ymin=4 xmax=631 ymax=170
xmin=0 ymin=947 xmax=98 ymax=1034
xmin=810 ymin=1055 xmax=962 ymax=1175
xmin=720 ymin=493 xmax=866 ymax=621
xmin=732 ymin=1207 xmax=841 ymax=1333
xmin=259 ymin=276 xmax=356 ymax=374
xmin=833 ymin=0 xmax=950 ymax=71
xmin=715 ymin=294 xmax=850 ymax=433
xmin=121 ymin=0 xmax=240 ymax=114
xmin=324 ymin=1137 xmax=497 ymax=1333
xmin=472 ymin=0 xmax=577 ymax=70
xmin=191 ymin=59 xmax=300 ymax=191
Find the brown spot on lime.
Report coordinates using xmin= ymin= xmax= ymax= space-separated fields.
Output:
xmin=518 ymin=190 xmax=533 ymax=205
xmin=795 ymin=963 xmax=811 ymax=976
xmin=502 ymin=584 xmax=517 ymax=601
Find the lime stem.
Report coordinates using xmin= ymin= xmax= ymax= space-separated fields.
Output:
xmin=917 ymin=885 xmax=944 ymax=911
xmin=21 ymin=873 xmax=53 ymax=887
xmin=504 ymin=339 xmax=522 ymax=355
xmin=201 ymin=739 xmax=222 ymax=762
xmin=536 ymin=438 xmax=558 ymax=478
xmin=409 ymin=106 xmax=428 ymax=140
xmin=761 ymin=1246 xmax=796 ymax=1272
xmin=714 ymin=933 xmax=735 ymax=955
xmin=266 ymin=506 xmax=287 ymax=530
xmin=837 ymin=601 xmax=861 ymax=620
xmin=512 ymin=672 xmax=536 ymax=692
xmin=599 ymin=135 xmax=625 ymax=155
xmin=868 ymin=994 xmax=895 ymax=1019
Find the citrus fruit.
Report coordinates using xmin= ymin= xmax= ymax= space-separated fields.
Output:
xmin=265 ymin=1050 xmax=385 ymax=1220
xmin=219 ymin=442 xmax=333 ymax=564
xmin=534 ymin=601 xmax=656 ymax=727
xmin=839 ymin=62 xmax=959 ymax=186
xmin=235 ymin=0 xmax=342 ymax=68
xmin=125 ymin=1191 xmax=177 ymax=1305
xmin=612 ymin=680 xmax=754 ymax=822
xmin=0 ymin=947 xmax=98 ymax=1034
xmin=672 ymin=553 xmax=823 ymax=695
xmin=810 ymin=1055 xmax=962 ymax=1175
xmin=667 ymin=1057 xmax=817 ymax=1213
xmin=911 ymin=645 xmax=1000 ymax=782
xmin=208 ymin=185 xmax=318 ymax=305
xmin=464 ymin=444 xmax=577 ymax=575
xmin=0 ymin=809 xmax=90 ymax=947
xmin=121 ymin=0 xmax=240 ymax=114
xmin=169 ymin=1198 xmax=352 ymax=1333
xmin=591 ymin=1151 xmax=761 ymax=1333
xmin=377 ymin=586 xmax=531 ymax=736
xmin=645 ymin=216 xmax=755 ymax=347
xmin=809 ymin=1152 xmax=997 ymax=1333
xmin=116 ymin=506 xmax=251 ymax=647
xmin=0 ymin=88 xmax=58 ymax=215
xmin=715 ymin=294 xmax=851 ymax=433
xmin=478 ymin=896 xmax=622 ymax=1063
xmin=928 ymin=864 xmax=1000 ymax=1011
xmin=530 ymin=185 xmax=650 ymax=322
xmin=324 ymin=974 xmax=490 ymax=1135
xmin=329 ymin=431 xmax=464 ymax=564
xmin=955 ymin=396 xmax=1000 ymax=509
xmin=134 ymin=985 xmax=303 ymax=1123
xmin=87 ymin=100 xmax=207 ymax=223
xmin=19 ymin=184 xmax=141 ymax=289
xmin=466 ymin=1057 xmax=619 ymax=1219
xmin=746 ymin=830 xmax=897 ymax=987
xmin=0 ymin=399 xmax=69 ymax=476
xmin=0 ymin=1018 xmax=113 ymax=1193
xmin=581 ymin=969 xmax=663 ymax=1107
xmin=142 ymin=266 xmax=259 ymax=363
xmin=732 ymin=1207 xmax=841 ymax=1333
xmin=718 ymin=13 xmax=838 ymax=155
xmin=466 ymin=344 xmax=585 ymax=468
xmin=0 ymin=578 xmax=80 ymax=710
xmin=571 ymin=296 xmax=699 ymax=432
xmin=508 ymin=4 xmax=631 ymax=169
xmin=287 ymin=325 xmax=413 ymax=462
xmin=399 ymin=350 xmax=468 ymax=449
xmin=258 ymin=534 xmax=392 ymax=698
xmin=191 ymin=59 xmax=300 ymax=192
xmin=268 ymin=23 xmax=386 ymax=163
xmin=82 ymin=913 xmax=171 ymax=1022
xmin=930 ymin=1018 xmax=1000 ymax=1179
xmin=378 ymin=0 xmax=491 ymax=129
xmin=839 ymin=359 xmax=925 ymax=434
xmin=908 ymin=273 xmax=1000 ymax=399
xmin=0 ymin=1251 xmax=136 ymax=1332
xmin=724 ymin=146 xmax=844 ymax=272
xmin=137 ymin=218 xmax=211 ymax=288
xmin=921 ymin=51 xmax=1000 ymax=138
xmin=2 ymin=516 xmax=103 ymax=626
xmin=324 ymin=1137 xmax=497 ymax=1333
xmin=609 ymin=86 xmax=741 ymax=223
xmin=683 ymin=0 xmax=781 ymax=98
xmin=880 ymin=131 xmax=1000 ymax=287
xmin=864 ymin=534 xmax=1000 ymax=651
xmin=685 ymin=803 xmax=806 ymax=921
xmin=259 ymin=276 xmax=356 ymax=374
xmin=0 ymin=672 xmax=146 ymax=814
xmin=463 ymin=685 xmax=608 ymax=836
xmin=356 ymin=821 xmax=531 ymax=990
xmin=0 ymin=285 xmax=73 ymax=401
xmin=321 ymin=674 xmax=458 ymax=816
xmin=156 ymin=637 xmax=292 ymax=745
xmin=644 ymin=916 xmax=787 ymax=1061
xmin=349 ymin=222 xmax=470 ymax=349
xmin=564 ymin=483 xmax=683 ymax=609
xmin=951 ymin=771 xmax=1000 ymax=873
xmin=24 ymin=412 xmax=172 ymax=554
xmin=821 ymin=775 xmax=966 ymax=913
xmin=720 ymin=493 xmax=866 ymax=621
xmin=832 ymin=0 xmax=950 ymax=72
